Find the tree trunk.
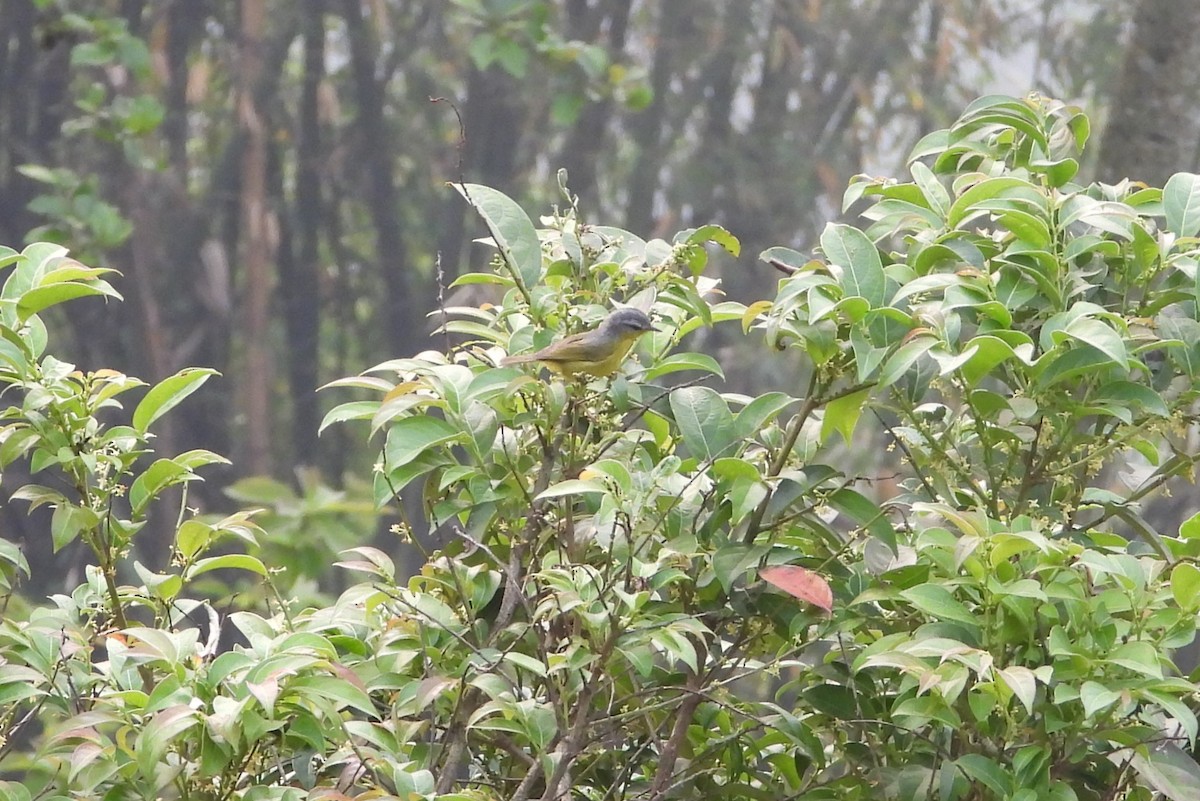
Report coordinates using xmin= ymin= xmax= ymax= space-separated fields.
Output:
xmin=281 ymin=0 xmax=324 ymax=465
xmin=237 ymin=0 xmax=274 ymax=475
xmin=556 ymin=0 xmax=631 ymax=208
xmin=624 ymin=0 xmax=687 ymax=234
xmin=1096 ymin=0 xmax=1200 ymax=185
xmin=341 ymin=0 xmax=416 ymax=354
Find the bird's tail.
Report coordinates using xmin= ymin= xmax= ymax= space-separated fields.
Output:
xmin=500 ymin=353 xmax=538 ymax=366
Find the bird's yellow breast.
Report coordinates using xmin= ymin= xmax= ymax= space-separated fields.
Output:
xmin=543 ymin=335 xmax=638 ymax=378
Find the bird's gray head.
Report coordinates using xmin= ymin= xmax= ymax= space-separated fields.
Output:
xmin=603 ymin=307 xmax=655 ymax=335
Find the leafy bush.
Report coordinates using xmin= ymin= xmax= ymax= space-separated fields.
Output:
xmin=3 ymin=95 xmax=1200 ymax=801
xmin=756 ymin=94 xmax=1200 ymax=800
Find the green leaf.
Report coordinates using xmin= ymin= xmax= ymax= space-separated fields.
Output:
xmin=1033 ymin=344 xmax=1113 ymax=388
xmin=958 ymin=335 xmax=1031 ymax=386
xmin=1107 ymin=641 xmax=1162 ymax=678
xmin=1080 ymin=680 xmax=1120 ymax=717
xmin=334 ymin=546 xmax=396 ymax=581
xmin=289 ymin=675 xmax=377 ymax=717
xmin=134 ymin=561 xmax=182 ymax=602
xmin=908 ymin=128 xmax=950 ymax=163
xmin=1143 ymin=689 xmax=1199 ymax=745
xmin=1058 ymin=196 xmax=1135 ymax=239
xmin=1093 ymin=380 xmax=1169 ymax=418
xmin=10 ymin=484 xmax=67 ymax=512
xmin=996 ymin=666 xmax=1037 ymax=715
xmin=136 ymin=705 xmax=198 ymax=779
xmin=900 ymin=584 xmax=978 ymax=628
xmin=802 ymin=684 xmax=860 ymax=719
xmin=821 ymin=387 xmax=871 ymax=445
xmin=1165 ymin=172 xmax=1200 ymax=238
xmin=132 ymin=368 xmax=218 ymax=433
xmin=829 ymin=488 xmax=897 ymax=553
xmin=669 ymin=386 xmax=734 ymax=463
xmin=174 ymin=448 xmax=230 ymax=470
xmin=850 ymin=326 xmax=889 ymax=382
xmin=1182 ymin=511 xmax=1200 ymax=540
xmin=733 ymin=392 xmax=797 ymax=442
xmin=16 ymin=281 xmax=122 ymax=322
xmin=820 ymin=223 xmax=886 ymax=307
xmin=319 ymin=401 xmax=379 ymax=434
xmin=956 ymin=95 xmax=1048 ymax=147
xmin=955 ymin=754 xmax=1010 ymax=797
xmin=176 ymin=520 xmax=214 ymax=560
xmin=37 ymin=261 xmax=118 ymax=285
xmin=651 ymin=627 xmax=700 ymax=672
xmin=186 ymin=553 xmax=269 ymax=579
xmin=384 ymin=416 xmax=463 ymax=469
xmin=910 ymin=161 xmax=950 ymax=218
xmin=947 ymin=177 xmax=1031 ymax=227
xmin=536 ymin=478 xmax=608 ymax=500
xmin=129 ymin=458 xmax=192 ymax=516
xmin=1131 ymin=744 xmax=1200 ymax=801
xmin=51 ymin=504 xmax=99 ymax=551
xmin=878 ymin=335 xmax=937 ymax=388
xmin=0 ymin=537 xmax=30 ymax=586
xmin=492 ymin=37 xmax=529 ymax=78
xmin=890 ymin=272 xmax=961 ymax=305
xmin=713 ymin=458 xmax=767 ymax=523
xmin=686 ymin=224 xmax=741 ymax=257
xmin=585 ymin=459 xmax=633 ymax=493
xmin=1059 ymin=317 xmax=1128 ymax=369
xmin=759 ymin=246 xmax=809 ymax=273
xmin=454 ymin=183 xmax=542 ymax=291
xmin=641 ymin=352 xmax=725 ymax=381
xmin=712 ymin=543 xmax=769 ymax=593
xmin=1172 ymin=563 xmax=1200 ymax=611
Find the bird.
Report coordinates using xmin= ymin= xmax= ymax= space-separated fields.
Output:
xmin=500 ymin=307 xmax=655 ymax=378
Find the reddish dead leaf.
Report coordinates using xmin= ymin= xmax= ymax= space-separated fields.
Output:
xmin=760 ymin=565 xmax=833 ymax=612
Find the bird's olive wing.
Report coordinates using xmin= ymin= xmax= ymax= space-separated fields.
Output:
xmin=532 ymin=331 xmax=612 ymax=362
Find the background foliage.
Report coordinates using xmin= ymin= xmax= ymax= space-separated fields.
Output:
xmin=0 ymin=0 xmax=1138 ymax=481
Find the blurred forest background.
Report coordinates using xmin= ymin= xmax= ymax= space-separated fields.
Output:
xmin=3 ymin=0 xmax=1199 ymax=587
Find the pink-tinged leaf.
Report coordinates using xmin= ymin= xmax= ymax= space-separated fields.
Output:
xmin=761 ymin=565 xmax=833 ymax=612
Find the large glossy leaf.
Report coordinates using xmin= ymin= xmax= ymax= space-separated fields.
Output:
xmin=910 ymin=161 xmax=950 ymax=218
xmin=135 ymin=706 xmax=198 ymax=779
xmin=900 ymin=584 xmax=978 ymax=628
xmin=821 ymin=387 xmax=871 ymax=445
xmin=133 ymin=368 xmax=219 ymax=433
xmin=642 ymin=352 xmax=725 ymax=381
xmin=878 ymin=335 xmax=938 ymax=388
xmin=1060 ymin=317 xmax=1129 ymax=369
xmin=17 ymin=281 xmax=122 ymax=322
xmin=829 ymin=488 xmax=897 ymax=553
xmin=454 ymin=183 xmax=542 ymax=290
xmin=946 ymin=177 xmax=1030 ymax=228
xmin=953 ymin=95 xmax=1047 ymax=150
xmin=955 ymin=754 xmax=1010 ymax=798
xmin=820 ymin=223 xmax=886 ymax=306
xmin=187 ymin=553 xmax=269 ymax=579
xmin=686 ymin=224 xmax=741 ymax=257
xmin=1165 ymin=172 xmax=1200 ymax=238
xmin=1172 ymin=563 xmax=1200 ymax=611
xmin=384 ymin=416 xmax=463 ymax=469
xmin=536 ymin=478 xmax=608 ymax=500
xmin=1131 ymin=744 xmax=1200 ymax=801
xmin=733 ymin=392 xmax=797 ymax=442
xmin=669 ymin=386 xmax=734 ymax=462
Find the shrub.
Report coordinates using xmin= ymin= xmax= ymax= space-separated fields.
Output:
xmin=3 ymin=95 xmax=1200 ymax=801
